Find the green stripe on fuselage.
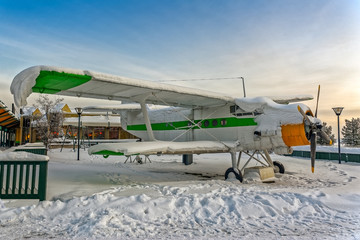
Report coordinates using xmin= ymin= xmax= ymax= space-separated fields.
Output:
xmin=127 ymin=117 xmax=257 ymax=131
xmin=32 ymin=70 xmax=92 ymax=94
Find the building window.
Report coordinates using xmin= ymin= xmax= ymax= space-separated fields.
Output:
xmin=109 ymin=127 xmax=119 ymax=139
xmin=94 ymin=127 xmax=105 ymax=139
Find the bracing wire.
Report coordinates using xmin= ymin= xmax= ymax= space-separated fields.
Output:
xmin=156 ymin=76 xmax=242 ymax=82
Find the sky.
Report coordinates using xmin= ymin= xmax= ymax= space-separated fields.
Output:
xmin=0 ymin=0 xmax=359 ymax=132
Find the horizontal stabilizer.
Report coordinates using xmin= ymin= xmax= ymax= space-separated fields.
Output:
xmin=269 ymin=95 xmax=313 ymax=104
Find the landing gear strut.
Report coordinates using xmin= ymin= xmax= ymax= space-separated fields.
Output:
xmin=225 ymin=150 xmax=285 ymax=183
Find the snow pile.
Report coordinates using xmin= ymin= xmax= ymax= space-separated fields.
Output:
xmin=0 ymin=149 xmax=360 ymax=239
xmin=0 ymin=151 xmax=49 ymax=161
xmin=1 ymin=183 xmax=359 ymax=239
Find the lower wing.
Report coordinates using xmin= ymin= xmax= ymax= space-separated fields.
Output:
xmin=88 ymin=141 xmax=231 ymax=156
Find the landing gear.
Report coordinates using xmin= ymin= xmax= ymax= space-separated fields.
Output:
xmin=226 ymin=149 xmax=285 ymax=182
xmin=273 ymin=161 xmax=285 ymax=174
xmin=225 ymin=168 xmax=243 ymax=182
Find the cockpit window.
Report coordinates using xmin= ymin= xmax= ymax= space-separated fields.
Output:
xmin=230 ymin=105 xmax=261 ymax=117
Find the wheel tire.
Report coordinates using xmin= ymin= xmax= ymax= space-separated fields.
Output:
xmin=273 ymin=161 xmax=285 ymax=174
xmin=225 ymin=168 xmax=243 ymax=182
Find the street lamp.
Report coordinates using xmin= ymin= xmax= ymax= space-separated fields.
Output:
xmin=75 ymin=107 xmax=83 ymax=161
xmin=332 ymin=107 xmax=344 ymax=164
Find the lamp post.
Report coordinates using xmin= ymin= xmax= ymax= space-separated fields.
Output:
xmin=75 ymin=107 xmax=83 ymax=161
xmin=332 ymin=107 xmax=344 ymax=164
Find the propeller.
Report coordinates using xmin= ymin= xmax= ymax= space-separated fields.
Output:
xmin=297 ymin=85 xmax=332 ymax=173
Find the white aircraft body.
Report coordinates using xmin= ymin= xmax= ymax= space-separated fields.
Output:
xmin=11 ymin=66 xmax=331 ymax=182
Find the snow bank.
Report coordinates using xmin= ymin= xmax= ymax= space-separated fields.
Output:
xmin=0 ymin=183 xmax=359 ymax=239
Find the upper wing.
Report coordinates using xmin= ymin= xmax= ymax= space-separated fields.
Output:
xmin=11 ymin=66 xmax=235 ymax=108
xmin=88 ymin=140 xmax=231 ymax=156
xmin=10 ymin=65 xmax=313 ymax=108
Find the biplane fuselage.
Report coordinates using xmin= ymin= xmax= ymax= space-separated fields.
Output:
xmin=122 ymin=103 xmax=310 ymax=155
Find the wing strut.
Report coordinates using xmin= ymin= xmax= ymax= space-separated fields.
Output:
xmin=140 ymin=101 xmax=156 ymax=141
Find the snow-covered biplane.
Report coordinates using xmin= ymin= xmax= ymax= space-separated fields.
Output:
xmin=11 ymin=66 xmax=331 ymax=182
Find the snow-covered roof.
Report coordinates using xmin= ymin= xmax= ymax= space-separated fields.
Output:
xmin=0 ymin=100 xmax=19 ymax=129
xmin=63 ymin=115 xmax=121 ymax=127
xmin=50 ymin=103 xmax=71 ymax=113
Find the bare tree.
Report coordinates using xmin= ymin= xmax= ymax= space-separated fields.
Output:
xmin=32 ymin=95 xmax=65 ymax=149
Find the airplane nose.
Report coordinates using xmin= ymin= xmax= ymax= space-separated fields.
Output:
xmin=281 ymin=123 xmax=311 ymax=147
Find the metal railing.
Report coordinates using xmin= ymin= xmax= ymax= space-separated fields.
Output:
xmin=0 ymin=160 xmax=48 ymax=201
xmin=290 ymin=150 xmax=360 ymax=163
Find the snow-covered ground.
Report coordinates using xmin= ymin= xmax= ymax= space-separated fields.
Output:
xmin=1 ymin=148 xmax=360 ymax=239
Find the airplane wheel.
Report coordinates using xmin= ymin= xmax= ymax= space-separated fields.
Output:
xmin=273 ymin=161 xmax=285 ymax=174
xmin=103 ymin=155 xmax=109 ymax=159
xmin=225 ymin=168 xmax=243 ymax=182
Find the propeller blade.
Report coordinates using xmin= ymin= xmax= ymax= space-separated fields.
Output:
xmin=319 ymin=129 xmax=332 ymax=145
xmin=297 ymin=105 xmax=311 ymax=125
xmin=310 ymin=132 xmax=316 ymax=173
xmin=315 ymin=85 xmax=320 ymax=118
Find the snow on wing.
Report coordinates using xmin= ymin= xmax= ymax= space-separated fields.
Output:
xmin=88 ymin=141 xmax=231 ymax=156
xmin=10 ymin=65 xmax=235 ymax=107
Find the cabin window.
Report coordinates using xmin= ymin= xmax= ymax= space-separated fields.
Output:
xmin=212 ymin=119 xmax=218 ymax=127
xmin=203 ymin=120 xmax=209 ymax=127
xmin=220 ymin=119 xmax=227 ymax=126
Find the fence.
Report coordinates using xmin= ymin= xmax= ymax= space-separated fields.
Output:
xmin=290 ymin=150 xmax=360 ymax=163
xmin=0 ymin=159 xmax=48 ymax=201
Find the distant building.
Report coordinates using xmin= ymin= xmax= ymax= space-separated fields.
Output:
xmin=0 ymin=100 xmax=137 ymax=147
xmin=0 ymin=100 xmax=18 ymax=147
